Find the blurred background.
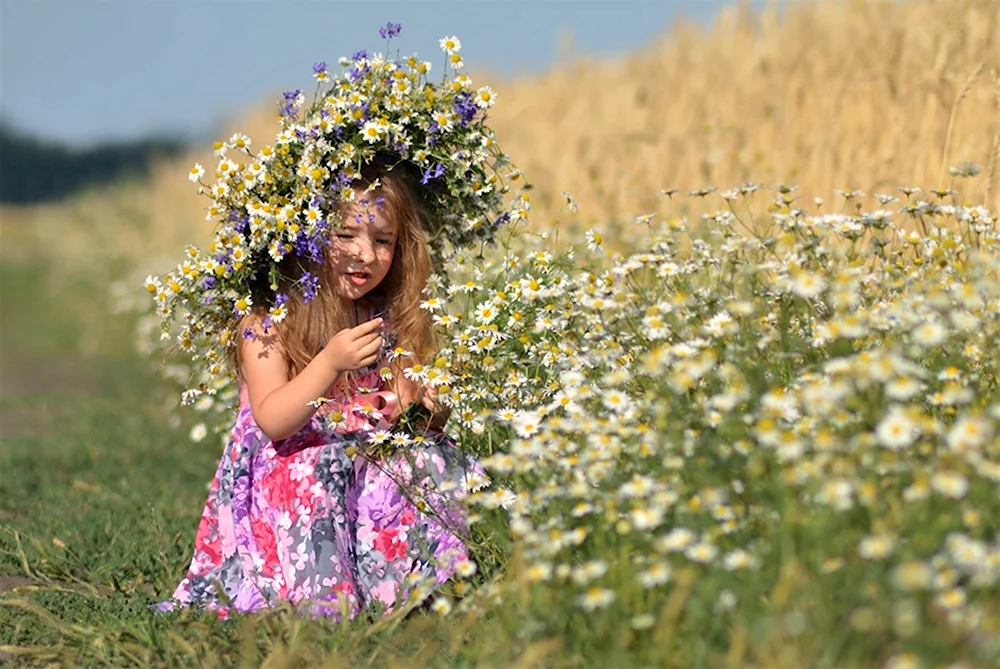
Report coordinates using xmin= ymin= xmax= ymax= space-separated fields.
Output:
xmin=1 ymin=0 xmax=756 ymax=205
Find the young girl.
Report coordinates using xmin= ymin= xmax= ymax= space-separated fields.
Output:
xmin=159 ymin=159 xmax=479 ymax=619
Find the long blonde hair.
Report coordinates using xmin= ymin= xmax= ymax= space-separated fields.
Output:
xmin=234 ymin=158 xmax=435 ymax=381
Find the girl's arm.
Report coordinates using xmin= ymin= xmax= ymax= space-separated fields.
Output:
xmin=241 ymin=316 xmax=384 ymax=441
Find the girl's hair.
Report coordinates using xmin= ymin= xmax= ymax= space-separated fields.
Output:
xmin=233 ymin=156 xmax=435 ymax=381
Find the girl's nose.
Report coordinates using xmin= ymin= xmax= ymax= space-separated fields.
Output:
xmin=355 ymin=240 xmax=376 ymax=264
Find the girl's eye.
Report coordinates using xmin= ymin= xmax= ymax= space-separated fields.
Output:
xmin=376 ymin=239 xmax=393 ymax=246
xmin=335 ymin=234 xmax=354 ymax=240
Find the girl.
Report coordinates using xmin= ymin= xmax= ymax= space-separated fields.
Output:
xmin=159 ymin=159 xmax=478 ymax=619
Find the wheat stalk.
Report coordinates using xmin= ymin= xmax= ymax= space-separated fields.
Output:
xmin=984 ymin=70 xmax=1000 ymax=206
xmin=939 ymin=61 xmax=984 ymax=183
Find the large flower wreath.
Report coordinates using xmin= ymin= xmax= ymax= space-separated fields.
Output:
xmin=146 ymin=23 xmax=530 ymax=413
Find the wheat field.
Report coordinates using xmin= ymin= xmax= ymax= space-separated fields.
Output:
xmin=3 ymin=0 xmax=997 ymax=276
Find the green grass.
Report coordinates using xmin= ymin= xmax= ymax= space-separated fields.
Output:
xmin=0 ymin=260 xmax=563 ymax=667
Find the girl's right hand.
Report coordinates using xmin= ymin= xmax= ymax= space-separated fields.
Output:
xmin=323 ymin=318 xmax=384 ymax=373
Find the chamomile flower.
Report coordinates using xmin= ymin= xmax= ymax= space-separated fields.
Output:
xmin=188 ymin=163 xmax=205 ymax=182
xmin=439 ymin=36 xmax=461 ymax=53
xmin=577 ymin=587 xmax=615 ymax=611
xmin=876 ymin=406 xmax=919 ymax=450
xmin=474 ymin=86 xmax=496 ymax=108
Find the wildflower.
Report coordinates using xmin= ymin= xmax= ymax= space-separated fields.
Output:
xmin=526 ymin=562 xmax=553 ymax=582
xmin=930 ymin=471 xmax=969 ymax=499
xmin=474 ymin=301 xmax=498 ymax=324
xmin=188 ymin=163 xmax=205 ymax=182
xmin=367 ymin=430 xmax=391 ymax=445
xmin=439 ymin=36 xmax=461 ymax=53
xmin=684 ymin=541 xmax=719 ymax=564
xmin=934 ymin=587 xmax=966 ymax=611
xmin=512 ymin=409 xmax=543 ymax=438
xmin=875 ymin=406 xmax=919 ymax=450
xmin=637 ymin=562 xmax=672 ymax=588
xmin=655 ymin=528 xmax=695 ymax=553
xmin=189 ymin=423 xmax=208 ymax=442
xmin=791 ymin=271 xmax=825 ymax=299
xmin=946 ymin=414 xmax=991 ymax=452
xmin=585 ymin=229 xmax=603 ymax=252
xmin=723 ymin=549 xmax=756 ymax=571
xmin=234 ymin=295 xmax=254 ymax=316
xmin=577 ymin=587 xmax=615 ymax=611
xmin=455 ymin=559 xmax=477 ymax=578
xmin=911 ymin=320 xmax=947 ymax=347
xmin=431 ymin=597 xmax=452 ymax=616
xmin=858 ymin=534 xmax=896 ymax=560
xmin=948 ymin=162 xmax=980 ymax=178
xmin=571 ymin=560 xmax=609 ymax=585
xmin=474 ymin=86 xmax=496 ymax=108
xmin=403 ymin=364 xmax=428 ymax=382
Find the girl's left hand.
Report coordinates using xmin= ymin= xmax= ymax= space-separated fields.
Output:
xmin=389 ymin=377 xmax=449 ymax=430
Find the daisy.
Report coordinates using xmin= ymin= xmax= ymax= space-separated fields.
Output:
xmin=791 ymin=271 xmax=825 ymax=299
xmin=930 ymin=471 xmax=969 ymax=499
xmin=403 ymin=364 xmax=428 ymax=382
xmin=474 ymin=301 xmax=498 ymax=324
xmin=431 ymin=597 xmax=452 ymax=616
xmin=439 ymin=35 xmax=461 ymax=53
xmin=474 ymin=86 xmax=496 ymax=108
xmin=188 ymin=163 xmax=205 ymax=182
xmin=857 ymin=534 xmax=896 ymax=560
xmin=367 ymin=430 xmax=392 ymax=445
xmin=875 ymin=406 xmax=918 ymax=450
xmin=637 ymin=562 xmax=672 ymax=588
xmin=512 ymin=409 xmax=543 ymax=438
xmin=360 ymin=120 xmax=383 ymax=144
xmin=577 ymin=587 xmax=615 ymax=611
xmin=911 ymin=320 xmax=947 ymax=347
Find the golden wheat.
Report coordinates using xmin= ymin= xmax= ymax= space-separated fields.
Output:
xmin=2 ymin=0 xmax=997 ymax=276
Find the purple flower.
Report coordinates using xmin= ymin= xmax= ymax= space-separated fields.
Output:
xmin=379 ymin=22 xmax=402 ymax=39
xmin=453 ymin=92 xmax=478 ymax=125
xmin=313 ymin=61 xmax=327 ymax=74
xmin=420 ymin=163 xmax=445 ymax=185
xmin=279 ymin=89 xmax=304 ymax=118
xmin=352 ymin=49 xmax=367 ymax=62
xmin=298 ymin=271 xmax=320 ymax=303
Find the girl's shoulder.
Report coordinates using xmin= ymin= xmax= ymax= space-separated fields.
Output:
xmin=238 ymin=312 xmax=285 ymax=349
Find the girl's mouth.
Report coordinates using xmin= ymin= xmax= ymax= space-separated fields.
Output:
xmin=345 ymin=271 xmax=370 ymax=286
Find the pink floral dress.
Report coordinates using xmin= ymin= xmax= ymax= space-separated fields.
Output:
xmin=159 ymin=316 xmax=477 ymax=619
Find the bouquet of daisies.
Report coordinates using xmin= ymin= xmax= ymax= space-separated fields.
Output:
xmin=146 ymin=23 xmax=530 ymax=402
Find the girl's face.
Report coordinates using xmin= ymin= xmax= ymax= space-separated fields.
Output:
xmin=329 ymin=193 xmax=397 ymax=301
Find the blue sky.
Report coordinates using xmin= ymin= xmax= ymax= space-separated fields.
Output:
xmin=1 ymin=0 xmax=751 ymax=147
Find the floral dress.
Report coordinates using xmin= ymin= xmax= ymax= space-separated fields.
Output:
xmin=158 ymin=313 xmax=478 ymax=619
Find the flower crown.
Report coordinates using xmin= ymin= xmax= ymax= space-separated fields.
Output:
xmin=146 ymin=24 xmax=530 ymax=388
